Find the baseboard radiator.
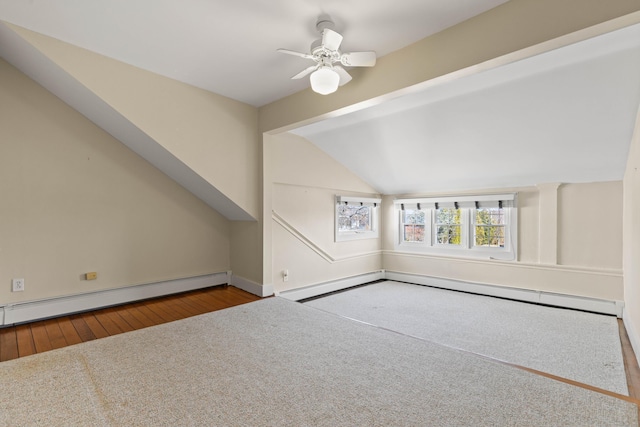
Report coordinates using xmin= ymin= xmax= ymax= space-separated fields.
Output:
xmin=279 ymin=270 xmax=623 ymax=317
xmin=0 ymin=272 xmax=229 ymax=326
xmin=0 ymin=269 xmax=623 ymax=326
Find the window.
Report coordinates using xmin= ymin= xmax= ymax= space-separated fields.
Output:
xmin=335 ymin=196 xmax=381 ymax=241
xmin=474 ymin=208 xmax=505 ymax=248
xmin=338 ymin=204 xmax=372 ymax=233
xmin=400 ymin=209 xmax=426 ymax=243
xmin=434 ymin=207 xmax=463 ymax=246
xmin=395 ymin=194 xmax=517 ymax=260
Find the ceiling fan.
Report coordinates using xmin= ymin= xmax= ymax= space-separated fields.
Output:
xmin=277 ymin=17 xmax=377 ymax=95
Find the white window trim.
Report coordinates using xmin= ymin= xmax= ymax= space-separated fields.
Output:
xmin=335 ymin=196 xmax=381 ymax=242
xmin=394 ymin=194 xmax=517 ymax=260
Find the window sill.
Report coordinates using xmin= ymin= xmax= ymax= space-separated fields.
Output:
xmin=394 ymin=244 xmax=515 ymax=261
xmin=336 ymin=231 xmax=379 ymax=242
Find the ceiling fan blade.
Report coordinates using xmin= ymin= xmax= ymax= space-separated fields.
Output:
xmin=340 ymin=51 xmax=377 ymax=67
xmin=291 ymin=65 xmax=318 ymax=80
xmin=334 ymin=66 xmax=352 ymax=86
xmin=277 ymin=48 xmax=314 ymax=60
xmin=322 ymin=28 xmax=343 ymax=51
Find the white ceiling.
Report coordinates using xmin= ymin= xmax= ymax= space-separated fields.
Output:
xmin=0 ymin=0 xmax=509 ymax=107
xmin=1 ymin=1 xmax=639 ymax=203
xmin=294 ymin=23 xmax=640 ymax=194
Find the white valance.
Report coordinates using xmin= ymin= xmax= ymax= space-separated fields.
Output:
xmin=394 ymin=193 xmax=516 ymax=210
xmin=336 ymin=195 xmax=382 ymax=207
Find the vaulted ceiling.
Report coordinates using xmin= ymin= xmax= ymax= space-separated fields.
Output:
xmin=293 ymin=23 xmax=640 ymax=194
xmin=1 ymin=1 xmax=639 ymax=209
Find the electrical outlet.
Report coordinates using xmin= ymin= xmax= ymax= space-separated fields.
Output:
xmin=283 ymin=269 xmax=289 ymax=282
xmin=12 ymin=278 xmax=25 ymax=292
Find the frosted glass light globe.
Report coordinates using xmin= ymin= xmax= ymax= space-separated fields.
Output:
xmin=310 ymin=67 xmax=340 ymax=95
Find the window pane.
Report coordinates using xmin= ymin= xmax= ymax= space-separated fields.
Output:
xmin=474 ymin=208 xmax=505 ymax=248
xmin=402 ymin=209 xmax=425 ymax=225
xmin=401 ymin=209 xmax=425 ymax=243
xmin=403 ymin=224 xmax=425 ymax=242
xmin=476 ymin=208 xmax=505 ymax=226
xmin=338 ymin=204 xmax=372 ymax=232
xmin=435 ymin=208 xmax=461 ymax=245
xmin=475 ymin=226 xmax=505 ymax=247
xmin=437 ymin=225 xmax=461 ymax=245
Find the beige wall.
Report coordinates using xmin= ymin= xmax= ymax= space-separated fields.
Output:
xmin=3 ymin=0 xmax=638 ymax=307
xmin=267 ymin=133 xmax=382 ymax=293
xmin=559 ymin=181 xmax=622 ymax=269
xmin=382 ymin=183 xmax=624 ymax=301
xmin=230 ymin=221 xmax=263 ymax=284
xmin=0 ymin=59 xmax=231 ymax=304
xmin=623 ymin=106 xmax=640 ymax=359
xmin=266 ymin=136 xmax=626 ymax=301
xmin=10 ymin=24 xmax=261 ymax=220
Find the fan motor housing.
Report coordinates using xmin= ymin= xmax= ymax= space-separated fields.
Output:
xmin=311 ymin=40 xmax=340 ymax=62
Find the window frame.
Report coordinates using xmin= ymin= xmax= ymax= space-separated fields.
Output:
xmin=335 ymin=196 xmax=381 ymax=242
xmin=395 ymin=194 xmax=517 ymax=260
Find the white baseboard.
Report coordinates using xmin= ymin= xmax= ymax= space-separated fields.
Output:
xmin=278 ymin=270 xmax=385 ymax=301
xmin=0 ymin=269 xmax=623 ymax=326
xmin=232 ymin=275 xmax=274 ymax=297
xmin=1 ymin=273 xmax=228 ymax=326
xmin=385 ymin=271 xmax=624 ymax=317
xmin=623 ymin=309 xmax=640 ymax=368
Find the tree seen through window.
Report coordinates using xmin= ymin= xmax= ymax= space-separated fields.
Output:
xmin=474 ymin=208 xmax=505 ymax=247
xmin=337 ymin=204 xmax=372 ymax=232
xmin=435 ymin=208 xmax=461 ymax=245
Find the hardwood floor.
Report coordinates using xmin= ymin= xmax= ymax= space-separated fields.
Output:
xmin=0 ymin=285 xmax=260 ymax=362
xmin=620 ymin=319 xmax=640 ymax=402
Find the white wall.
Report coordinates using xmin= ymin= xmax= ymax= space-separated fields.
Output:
xmin=0 ymin=59 xmax=231 ymax=304
xmin=623 ymin=106 xmax=640 ymax=361
xmin=382 ymin=183 xmax=624 ymax=302
xmin=266 ymin=133 xmax=382 ymax=293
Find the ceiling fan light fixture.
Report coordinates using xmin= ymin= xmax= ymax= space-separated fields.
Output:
xmin=310 ymin=66 xmax=340 ymax=95
xmin=278 ymin=16 xmax=376 ymax=95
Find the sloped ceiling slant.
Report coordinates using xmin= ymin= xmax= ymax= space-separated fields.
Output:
xmin=0 ymin=21 xmax=255 ymax=221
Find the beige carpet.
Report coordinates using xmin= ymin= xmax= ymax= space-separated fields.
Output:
xmin=305 ymin=280 xmax=629 ymax=395
xmin=0 ymin=297 xmax=637 ymax=426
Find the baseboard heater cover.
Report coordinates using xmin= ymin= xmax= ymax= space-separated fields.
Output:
xmin=278 ymin=271 xmax=385 ymax=301
xmin=1 ymin=272 xmax=228 ymax=326
xmin=385 ymin=271 xmax=624 ymax=317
